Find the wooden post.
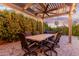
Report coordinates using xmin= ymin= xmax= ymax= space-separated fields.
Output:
xmin=68 ymin=4 xmax=76 ymax=43
xmin=68 ymin=12 xmax=72 ymax=43
xmin=41 ymin=19 xmax=44 ymax=34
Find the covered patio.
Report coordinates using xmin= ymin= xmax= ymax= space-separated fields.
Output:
xmin=2 ymin=3 xmax=76 ymax=43
xmin=0 ymin=3 xmax=78 ymax=56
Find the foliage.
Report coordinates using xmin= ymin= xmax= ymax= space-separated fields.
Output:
xmin=44 ymin=23 xmax=53 ymax=31
xmin=0 ymin=10 xmax=43 ymax=42
xmin=54 ymin=21 xmax=59 ymax=27
xmin=44 ymin=23 xmax=79 ymax=36
xmin=72 ymin=24 xmax=79 ymax=36
xmin=1 ymin=10 xmax=79 ymax=42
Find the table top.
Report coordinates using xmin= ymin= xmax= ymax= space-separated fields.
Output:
xmin=25 ymin=34 xmax=55 ymax=42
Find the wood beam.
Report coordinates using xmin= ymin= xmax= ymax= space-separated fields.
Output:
xmin=44 ymin=12 xmax=69 ymax=19
xmin=48 ymin=12 xmax=58 ymax=14
xmin=51 ymin=3 xmax=55 ymax=9
xmin=1 ymin=3 xmax=42 ymax=20
xmin=49 ymin=3 xmax=52 ymax=10
xmin=47 ymin=4 xmax=65 ymax=12
xmin=45 ymin=4 xmax=49 ymax=11
xmin=42 ymin=13 xmax=45 ymax=19
xmin=2 ymin=3 xmax=24 ymax=11
xmin=1 ymin=3 xmax=28 ymax=15
xmin=39 ymin=3 xmax=46 ymax=11
xmin=34 ymin=6 xmax=42 ymax=11
xmin=24 ymin=3 xmax=33 ymax=9
xmin=68 ymin=3 xmax=76 ymax=43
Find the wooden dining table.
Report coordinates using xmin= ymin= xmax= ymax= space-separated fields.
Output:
xmin=25 ymin=34 xmax=55 ymax=42
xmin=25 ymin=33 xmax=57 ymax=56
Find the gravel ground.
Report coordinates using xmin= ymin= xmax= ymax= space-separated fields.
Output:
xmin=0 ymin=36 xmax=79 ymax=56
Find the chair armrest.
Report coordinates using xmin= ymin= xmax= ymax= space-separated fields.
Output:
xmin=28 ymin=42 xmax=36 ymax=48
xmin=45 ymin=40 xmax=55 ymax=44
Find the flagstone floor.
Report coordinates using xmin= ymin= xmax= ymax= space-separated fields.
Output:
xmin=0 ymin=36 xmax=79 ymax=56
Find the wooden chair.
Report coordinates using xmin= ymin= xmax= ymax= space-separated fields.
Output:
xmin=17 ymin=32 xmax=39 ymax=56
xmin=44 ymin=32 xmax=62 ymax=56
xmin=47 ymin=32 xmax=62 ymax=45
xmin=54 ymin=32 xmax=62 ymax=45
xmin=43 ymin=39 xmax=58 ymax=56
xmin=35 ymin=40 xmax=52 ymax=56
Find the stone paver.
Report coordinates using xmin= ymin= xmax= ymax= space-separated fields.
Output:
xmin=56 ymin=36 xmax=79 ymax=56
xmin=0 ymin=36 xmax=79 ymax=56
xmin=0 ymin=42 xmax=24 ymax=56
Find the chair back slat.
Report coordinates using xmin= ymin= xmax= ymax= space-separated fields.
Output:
xmin=17 ymin=33 xmax=28 ymax=49
xmin=24 ymin=31 xmax=32 ymax=36
xmin=54 ymin=32 xmax=61 ymax=44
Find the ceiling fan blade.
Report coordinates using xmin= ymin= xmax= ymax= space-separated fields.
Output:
xmin=46 ymin=13 xmax=50 ymax=16
xmin=34 ymin=13 xmax=38 ymax=16
xmin=48 ymin=12 xmax=58 ymax=14
xmin=45 ymin=4 xmax=49 ymax=11
xmin=39 ymin=3 xmax=46 ymax=9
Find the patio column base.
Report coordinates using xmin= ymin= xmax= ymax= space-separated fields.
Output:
xmin=67 ymin=43 xmax=72 ymax=47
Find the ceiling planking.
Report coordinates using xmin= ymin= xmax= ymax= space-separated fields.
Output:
xmin=2 ymin=3 xmax=76 ymax=19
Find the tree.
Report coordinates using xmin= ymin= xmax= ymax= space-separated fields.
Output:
xmin=54 ymin=21 xmax=59 ymax=28
xmin=73 ymin=20 xmax=77 ymax=26
xmin=73 ymin=20 xmax=78 ymax=33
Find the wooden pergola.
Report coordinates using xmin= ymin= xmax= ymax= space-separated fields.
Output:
xmin=1 ymin=3 xmax=76 ymax=43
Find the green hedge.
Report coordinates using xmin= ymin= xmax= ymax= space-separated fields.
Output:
xmin=0 ymin=10 xmax=43 ymax=42
xmin=44 ymin=23 xmax=79 ymax=36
